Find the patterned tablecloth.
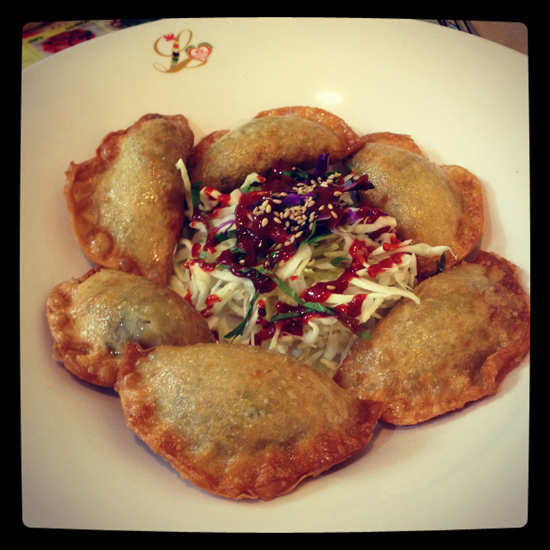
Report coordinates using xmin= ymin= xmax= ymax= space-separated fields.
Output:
xmin=22 ymin=20 xmax=160 ymax=68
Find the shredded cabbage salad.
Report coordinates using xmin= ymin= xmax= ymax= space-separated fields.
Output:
xmin=170 ymin=154 xmax=451 ymax=375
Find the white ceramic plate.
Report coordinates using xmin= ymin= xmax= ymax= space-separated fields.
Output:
xmin=21 ymin=18 xmax=530 ymax=532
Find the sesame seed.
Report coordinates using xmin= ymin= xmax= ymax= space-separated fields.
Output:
xmin=331 ymin=211 xmax=338 ymax=218
xmin=265 ymin=204 xmax=272 ymax=213
xmin=274 ymin=217 xmax=282 ymax=224
xmin=327 ymin=285 xmax=336 ymax=290
xmin=328 ymin=204 xmax=333 ymax=209
xmin=261 ymin=218 xmax=268 ymax=227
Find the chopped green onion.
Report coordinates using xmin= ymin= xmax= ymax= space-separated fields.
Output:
xmin=240 ymin=172 xmax=264 ymax=193
xmin=282 ymin=168 xmax=309 ymax=180
xmin=242 ymin=185 xmax=262 ymax=193
xmin=301 ymin=301 xmax=333 ymax=314
xmin=224 ymin=290 xmax=260 ymax=340
xmin=191 ymin=180 xmax=201 ymax=207
xmin=330 ymin=256 xmax=347 ymax=267
xmin=304 ymin=223 xmax=332 ymax=245
xmin=215 ymin=230 xmax=236 ymax=243
xmin=270 ymin=311 xmax=304 ymax=322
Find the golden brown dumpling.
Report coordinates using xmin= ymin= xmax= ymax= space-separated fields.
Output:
xmin=64 ymin=113 xmax=194 ymax=285
xmin=333 ymin=251 xmax=530 ymax=425
xmin=46 ymin=268 xmax=215 ymax=387
xmin=350 ymin=132 xmax=484 ymax=278
xmin=116 ymin=342 xmax=383 ymax=500
xmin=189 ymin=106 xmax=365 ymax=194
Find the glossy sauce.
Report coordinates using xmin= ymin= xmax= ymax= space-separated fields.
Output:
xmin=186 ymin=158 xmax=406 ymax=338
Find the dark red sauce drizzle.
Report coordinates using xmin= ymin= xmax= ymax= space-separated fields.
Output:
xmin=186 ymin=158 xmax=407 ymax=338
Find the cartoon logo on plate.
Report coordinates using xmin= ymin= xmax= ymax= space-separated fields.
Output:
xmin=153 ymin=30 xmax=212 ymax=73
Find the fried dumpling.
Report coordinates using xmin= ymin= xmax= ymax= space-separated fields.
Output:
xmin=65 ymin=113 xmax=194 ymax=285
xmin=189 ymin=106 xmax=365 ymax=194
xmin=116 ymin=342 xmax=383 ymax=500
xmin=350 ymin=132 xmax=484 ymax=277
xmin=333 ymin=251 xmax=530 ymax=425
xmin=46 ymin=268 xmax=215 ymax=387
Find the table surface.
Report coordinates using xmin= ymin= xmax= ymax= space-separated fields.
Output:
xmin=22 ymin=19 xmax=528 ymax=69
